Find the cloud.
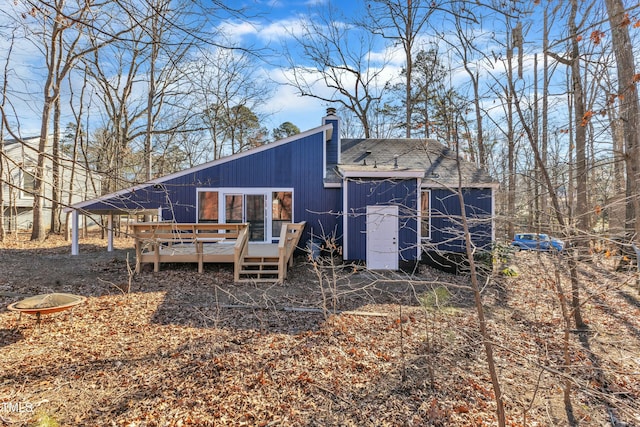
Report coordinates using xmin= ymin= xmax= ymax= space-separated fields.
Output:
xmin=217 ymin=20 xmax=260 ymax=43
xmin=260 ymin=67 xmax=332 ymax=131
xmin=258 ymin=16 xmax=309 ymax=42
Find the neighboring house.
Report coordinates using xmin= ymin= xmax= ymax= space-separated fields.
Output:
xmin=1 ymin=136 xmax=101 ymax=232
xmin=67 ymin=110 xmax=497 ymax=269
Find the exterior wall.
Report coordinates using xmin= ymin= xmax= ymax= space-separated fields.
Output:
xmin=1 ymin=138 xmax=101 ymax=231
xmin=82 ymin=129 xmax=342 ymax=245
xmin=323 ymin=116 xmax=340 ymax=165
xmin=72 ymin=122 xmax=496 ymax=262
xmin=426 ymin=187 xmax=493 ymax=253
xmin=344 ymin=178 xmax=419 ymax=262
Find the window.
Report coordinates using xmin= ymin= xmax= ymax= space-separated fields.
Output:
xmin=272 ymin=191 xmax=292 ymax=238
xmin=197 ymin=188 xmax=293 ymax=242
xmin=198 ymin=191 xmax=218 ymax=222
xmin=421 ymin=190 xmax=430 ymax=239
xmin=21 ymin=169 xmax=35 ymax=199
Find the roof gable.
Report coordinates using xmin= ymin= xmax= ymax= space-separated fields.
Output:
xmin=68 ymin=124 xmax=332 ymax=211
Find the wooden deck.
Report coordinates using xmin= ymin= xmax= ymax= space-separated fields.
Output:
xmin=131 ymin=222 xmax=306 ymax=283
xmin=153 ymin=242 xmax=278 ymax=263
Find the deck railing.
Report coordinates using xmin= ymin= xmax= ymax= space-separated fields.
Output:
xmin=277 ymin=221 xmax=307 ymax=282
xmin=131 ymin=222 xmax=248 ymax=273
xmin=131 ymin=221 xmax=305 ymax=282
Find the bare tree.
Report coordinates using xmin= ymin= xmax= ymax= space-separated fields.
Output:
xmin=191 ymin=48 xmax=273 ymax=160
xmin=364 ymin=0 xmax=441 ymax=138
xmin=7 ymin=0 xmax=127 ymax=241
xmin=0 ymin=30 xmax=16 ymax=241
xmin=444 ymin=10 xmax=491 ymax=169
xmin=284 ymin=4 xmax=389 ymax=138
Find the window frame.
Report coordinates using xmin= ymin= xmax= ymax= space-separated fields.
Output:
xmin=420 ymin=189 xmax=431 ymax=241
xmin=196 ymin=187 xmax=294 ymax=242
xmin=197 ymin=191 xmax=219 ymax=223
xmin=20 ymin=169 xmax=36 ymax=200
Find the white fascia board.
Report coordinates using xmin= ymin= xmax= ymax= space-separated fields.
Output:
xmin=342 ymin=176 xmax=348 ymax=261
xmin=420 ymin=181 xmax=500 ymax=189
xmin=339 ymin=169 xmax=425 ymax=179
xmin=323 ymin=126 xmax=334 ymax=180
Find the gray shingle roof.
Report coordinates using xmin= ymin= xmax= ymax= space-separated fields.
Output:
xmin=332 ymin=138 xmax=496 ymax=187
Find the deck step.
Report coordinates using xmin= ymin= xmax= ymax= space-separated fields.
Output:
xmin=239 ymin=268 xmax=279 ymax=274
xmin=238 ymin=271 xmax=279 ymax=276
xmin=241 ymin=262 xmax=279 ymax=267
xmin=238 ymin=272 xmax=279 ymax=277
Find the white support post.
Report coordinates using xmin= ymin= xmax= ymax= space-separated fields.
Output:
xmin=157 ymin=206 xmax=163 ymax=221
xmin=107 ymin=213 xmax=114 ymax=252
xmin=71 ymin=210 xmax=79 ymax=255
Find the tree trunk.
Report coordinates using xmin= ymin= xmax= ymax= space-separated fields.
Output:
xmin=570 ymin=0 xmax=589 ymax=237
xmin=50 ymin=95 xmax=62 ymax=234
xmin=541 ymin=12 xmax=549 ymax=225
xmin=507 ymin=43 xmax=516 ymax=239
xmin=604 ymin=0 xmax=640 ymax=238
xmin=405 ymin=0 xmax=413 ymax=138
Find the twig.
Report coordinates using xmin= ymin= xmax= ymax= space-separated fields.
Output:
xmin=96 ymin=277 xmax=126 ymax=296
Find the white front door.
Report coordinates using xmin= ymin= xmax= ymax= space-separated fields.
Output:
xmin=366 ymin=205 xmax=399 ymax=270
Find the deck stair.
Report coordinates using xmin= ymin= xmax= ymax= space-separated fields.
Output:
xmin=235 ymin=222 xmax=306 ymax=283
xmin=236 ymin=255 xmax=281 ymax=281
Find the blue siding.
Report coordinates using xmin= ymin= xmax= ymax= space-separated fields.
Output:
xmin=324 ymin=117 xmax=339 ymax=165
xmin=82 ymin=131 xmax=342 ymax=246
xmin=428 ymin=188 xmax=493 ymax=253
xmin=345 ymin=179 xmax=419 ymax=261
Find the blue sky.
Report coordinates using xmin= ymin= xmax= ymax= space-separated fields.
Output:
xmin=231 ymin=0 xmax=514 ymax=134
xmin=0 ymin=0 xmax=564 ymax=141
xmin=230 ymin=0 xmax=371 ymax=133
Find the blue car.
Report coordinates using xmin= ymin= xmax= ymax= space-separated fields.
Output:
xmin=511 ymin=233 xmax=564 ymax=252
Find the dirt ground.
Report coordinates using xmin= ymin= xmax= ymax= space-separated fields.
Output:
xmin=1 ymin=234 xmax=640 ymax=426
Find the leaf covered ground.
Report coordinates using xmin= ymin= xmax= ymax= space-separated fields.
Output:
xmin=1 ymin=235 xmax=640 ymax=426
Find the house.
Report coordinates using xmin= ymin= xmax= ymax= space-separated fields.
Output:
xmin=66 ymin=109 xmax=497 ymax=270
xmin=1 ymin=136 xmax=101 ymax=232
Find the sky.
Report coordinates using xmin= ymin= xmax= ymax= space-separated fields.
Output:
xmin=214 ymin=0 xmax=518 ymax=134
xmin=0 ymin=0 xmax=560 ymax=141
xmin=0 ymin=0 xmax=374 ymax=137
xmin=234 ymin=0 xmax=374 ymax=133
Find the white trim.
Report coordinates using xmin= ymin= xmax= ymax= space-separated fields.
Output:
xmin=421 ymin=181 xmax=500 ymax=189
xmin=342 ymin=177 xmax=349 ymax=261
xmin=419 ymin=189 xmax=432 ymax=242
xmin=71 ymin=210 xmax=79 ymax=256
xmin=322 ymin=129 xmax=329 ymax=180
xmin=65 ymin=124 xmax=331 ymax=212
xmin=107 ymin=214 xmax=114 ymax=252
xmin=323 ymin=182 xmax=341 ymax=188
xmin=19 ymin=169 xmax=35 ymax=200
xmin=491 ymin=186 xmax=496 ymax=242
xmin=339 ymin=168 xmax=424 ymax=179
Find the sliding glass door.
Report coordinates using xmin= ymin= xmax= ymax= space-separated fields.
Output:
xmin=197 ymin=188 xmax=292 ymax=242
xmin=246 ymin=194 xmax=265 ymax=241
xmin=224 ymin=194 xmax=265 ymax=241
